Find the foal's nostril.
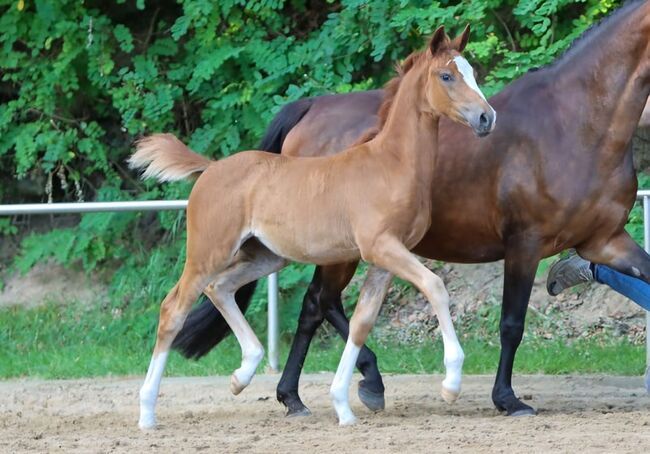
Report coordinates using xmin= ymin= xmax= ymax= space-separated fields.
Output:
xmin=479 ymin=113 xmax=489 ymax=127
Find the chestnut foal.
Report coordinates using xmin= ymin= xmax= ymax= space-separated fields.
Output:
xmin=129 ymin=25 xmax=495 ymax=428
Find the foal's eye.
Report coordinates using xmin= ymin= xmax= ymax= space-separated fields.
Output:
xmin=440 ymin=73 xmax=453 ymax=82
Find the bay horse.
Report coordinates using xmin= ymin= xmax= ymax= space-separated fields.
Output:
xmin=129 ymin=26 xmax=495 ymax=428
xmin=173 ymin=0 xmax=650 ymax=418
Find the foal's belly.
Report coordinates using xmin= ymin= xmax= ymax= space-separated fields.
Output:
xmin=252 ymin=224 xmax=361 ymax=266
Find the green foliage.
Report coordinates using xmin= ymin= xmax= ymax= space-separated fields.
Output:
xmin=1 ymin=0 xmax=631 ymax=349
xmin=2 ymin=0 xmax=622 ymax=203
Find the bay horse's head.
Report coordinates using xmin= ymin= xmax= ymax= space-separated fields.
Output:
xmin=425 ymin=25 xmax=496 ymax=137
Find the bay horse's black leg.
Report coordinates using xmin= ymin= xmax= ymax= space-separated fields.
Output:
xmin=276 ymin=262 xmax=384 ymax=415
xmin=492 ymin=241 xmax=540 ymax=416
xmin=578 ymin=230 xmax=650 ymax=284
xmin=276 ymin=269 xmax=329 ymax=416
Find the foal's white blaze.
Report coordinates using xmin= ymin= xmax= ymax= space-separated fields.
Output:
xmin=452 ymin=55 xmax=497 ymax=130
xmin=330 ymin=340 xmax=361 ymax=425
xmin=139 ymin=351 xmax=169 ymax=429
xmin=452 ymin=56 xmax=497 ymax=126
xmin=452 ymin=56 xmax=485 ymax=100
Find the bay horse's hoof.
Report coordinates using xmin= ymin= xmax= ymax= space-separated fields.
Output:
xmin=358 ymin=380 xmax=385 ymax=412
xmin=509 ymin=407 xmax=537 ymax=417
xmin=494 ymin=394 xmax=537 ymax=416
xmin=278 ymin=391 xmax=312 ymax=417
xmin=285 ymin=405 xmax=312 ymax=418
xmin=441 ymin=386 xmax=460 ymax=404
xmin=230 ymin=374 xmax=245 ymax=395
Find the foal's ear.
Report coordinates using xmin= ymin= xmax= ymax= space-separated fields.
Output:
xmin=451 ymin=24 xmax=471 ymax=52
xmin=429 ymin=25 xmax=448 ymax=55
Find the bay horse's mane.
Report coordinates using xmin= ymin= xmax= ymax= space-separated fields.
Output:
xmin=539 ymin=0 xmax=644 ymax=70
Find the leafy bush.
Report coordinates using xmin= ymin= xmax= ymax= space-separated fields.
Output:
xmin=1 ymin=0 xmax=624 ymax=330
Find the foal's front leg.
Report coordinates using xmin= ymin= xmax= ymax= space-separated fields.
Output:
xmin=330 ymin=266 xmax=393 ymax=425
xmin=366 ymin=236 xmax=464 ymax=402
xmin=277 ymin=261 xmax=386 ymax=416
xmin=330 ymin=236 xmax=464 ymax=425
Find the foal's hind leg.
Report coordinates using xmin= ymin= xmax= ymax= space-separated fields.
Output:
xmin=139 ymin=265 xmax=214 ymax=429
xmin=204 ymin=241 xmax=286 ymax=395
xmin=139 ymin=213 xmax=246 ymax=429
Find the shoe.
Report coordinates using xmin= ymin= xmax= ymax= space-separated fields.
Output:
xmin=546 ymin=252 xmax=594 ymax=296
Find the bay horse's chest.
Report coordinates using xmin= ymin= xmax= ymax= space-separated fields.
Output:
xmin=498 ymin=162 xmax=637 ymax=256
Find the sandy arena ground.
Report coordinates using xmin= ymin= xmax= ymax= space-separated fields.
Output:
xmin=1 ymin=374 xmax=650 ymax=453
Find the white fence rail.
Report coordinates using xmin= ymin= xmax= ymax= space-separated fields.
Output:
xmin=3 ymin=193 xmax=650 ymax=373
xmin=0 ymin=199 xmax=280 ymax=371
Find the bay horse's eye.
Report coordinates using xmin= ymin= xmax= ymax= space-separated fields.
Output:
xmin=440 ymin=73 xmax=453 ymax=82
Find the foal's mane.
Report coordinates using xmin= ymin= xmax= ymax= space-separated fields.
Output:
xmin=376 ymin=49 xmax=428 ymax=130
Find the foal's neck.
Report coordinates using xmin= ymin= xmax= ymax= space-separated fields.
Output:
xmin=372 ymin=63 xmax=440 ymax=182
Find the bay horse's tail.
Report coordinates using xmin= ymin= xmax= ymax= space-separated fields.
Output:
xmin=128 ymin=133 xmax=212 ymax=182
xmin=171 ymin=97 xmax=314 ymax=359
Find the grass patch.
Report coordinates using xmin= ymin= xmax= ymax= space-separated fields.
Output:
xmin=0 ymin=301 xmax=645 ymax=379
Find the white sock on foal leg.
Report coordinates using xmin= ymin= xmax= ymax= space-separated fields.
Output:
xmin=139 ymin=351 xmax=169 ymax=429
xmin=330 ymin=339 xmax=361 ymax=426
xmin=440 ymin=333 xmax=464 ymax=403
xmin=230 ymin=340 xmax=264 ymax=395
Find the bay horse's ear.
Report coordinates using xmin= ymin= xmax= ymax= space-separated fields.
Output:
xmin=451 ymin=24 xmax=471 ymax=52
xmin=429 ymin=25 xmax=447 ymax=55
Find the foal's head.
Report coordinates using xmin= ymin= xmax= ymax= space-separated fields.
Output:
xmin=423 ymin=26 xmax=496 ymax=136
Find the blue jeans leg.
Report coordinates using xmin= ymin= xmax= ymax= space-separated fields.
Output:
xmin=593 ymin=264 xmax=650 ymax=311
xmin=593 ymin=264 xmax=650 ymax=392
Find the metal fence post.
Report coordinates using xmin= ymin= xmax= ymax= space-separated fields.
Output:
xmin=267 ymin=272 xmax=280 ymax=372
xmin=643 ymin=194 xmax=650 ymax=393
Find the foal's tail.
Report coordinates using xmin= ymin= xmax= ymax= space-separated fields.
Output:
xmin=171 ymin=97 xmax=314 ymax=359
xmin=128 ymin=133 xmax=212 ymax=182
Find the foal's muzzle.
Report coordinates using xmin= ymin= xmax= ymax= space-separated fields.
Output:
xmin=469 ymin=108 xmax=496 ymax=137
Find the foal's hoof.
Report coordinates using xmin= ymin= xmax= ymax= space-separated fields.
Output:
xmin=230 ymin=374 xmax=245 ymax=395
xmin=338 ymin=414 xmax=357 ymax=427
xmin=138 ymin=417 xmax=157 ymax=431
xmin=286 ymin=405 xmax=312 ymax=418
xmin=358 ymin=380 xmax=385 ymax=412
xmin=441 ymin=386 xmax=460 ymax=404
